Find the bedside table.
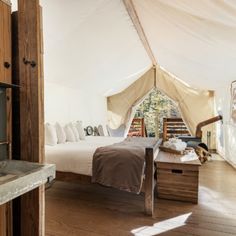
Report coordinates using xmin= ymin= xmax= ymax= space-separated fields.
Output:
xmin=155 ymin=151 xmax=201 ymax=203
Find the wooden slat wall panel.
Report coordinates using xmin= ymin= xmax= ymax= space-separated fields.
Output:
xmin=3 ymin=2 xmax=11 ymax=84
xmin=12 ymin=11 xmax=21 ymax=236
xmin=163 ymin=117 xmax=191 ymax=141
xmin=0 ymin=205 xmax=6 ymax=236
xmin=0 ymin=1 xmax=12 ymax=236
xmin=5 ymin=3 xmax=12 ymax=236
xmin=12 ymin=12 xmax=20 ymax=161
xmin=0 ymin=1 xmax=11 ymax=84
xmin=38 ymin=6 xmax=44 ymax=169
xmin=0 ymin=1 xmax=4 ymax=83
xmin=6 ymin=89 xmax=12 ymax=157
xmin=5 ymin=0 xmax=12 ymax=158
xmin=0 ymin=204 xmax=12 ymax=236
xmin=5 ymin=202 xmax=12 ymax=236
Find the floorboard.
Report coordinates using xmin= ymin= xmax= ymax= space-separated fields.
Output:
xmin=45 ymin=155 xmax=236 ymax=236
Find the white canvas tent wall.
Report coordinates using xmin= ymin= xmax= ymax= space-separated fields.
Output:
xmin=11 ymin=0 xmax=236 ymax=166
xmin=39 ymin=0 xmax=151 ymax=127
xmin=107 ymin=66 xmax=215 ymax=146
xmin=130 ymin=0 xmax=236 ymax=167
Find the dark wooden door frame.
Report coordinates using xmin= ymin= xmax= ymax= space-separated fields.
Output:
xmin=0 ymin=1 xmax=12 ymax=235
xmin=12 ymin=0 xmax=44 ymax=235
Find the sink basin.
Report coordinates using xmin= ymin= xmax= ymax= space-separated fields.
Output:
xmin=0 ymin=160 xmax=55 ymax=205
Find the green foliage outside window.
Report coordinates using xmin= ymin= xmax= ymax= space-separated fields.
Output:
xmin=134 ymin=89 xmax=181 ymax=137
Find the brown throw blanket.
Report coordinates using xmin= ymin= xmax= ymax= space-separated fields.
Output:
xmin=92 ymin=137 xmax=158 ymax=194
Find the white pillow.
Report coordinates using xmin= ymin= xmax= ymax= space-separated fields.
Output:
xmin=55 ymin=122 xmax=66 ymax=143
xmin=45 ymin=123 xmax=58 ymax=146
xmin=64 ymin=125 xmax=76 ymax=142
xmin=98 ymin=125 xmax=105 ymax=136
xmin=69 ymin=122 xmax=80 ymax=141
xmin=106 ymin=124 xmax=126 ymax=137
xmin=76 ymin=121 xmax=86 ymax=140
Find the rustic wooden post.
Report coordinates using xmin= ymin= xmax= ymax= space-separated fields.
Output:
xmin=144 ymin=147 xmax=154 ymax=216
xmin=163 ymin=118 xmax=167 ymax=141
xmin=12 ymin=0 xmax=44 ymax=235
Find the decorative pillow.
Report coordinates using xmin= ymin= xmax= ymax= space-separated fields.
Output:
xmin=98 ymin=125 xmax=105 ymax=136
xmin=64 ymin=125 xmax=76 ymax=142
xmin=93 ymin=126 xmax=99 ymax=136
xmin=55 ymin=122 xmax=66 ymax=143
xmin=85 ymin=126 xmax=94 ymax=136
xmin=45 ymin=123 xmax=58 ymax=146
xmin=69 ymin=122 xmax=80 ymax=141
xmin=76 ymin=121 xmax=86 ymax=140
xmin=106 ymin=124 xmax=126 ymax=137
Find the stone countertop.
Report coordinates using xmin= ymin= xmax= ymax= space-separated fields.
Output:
xmin=0 ymin=160 xmax=55 ymax=205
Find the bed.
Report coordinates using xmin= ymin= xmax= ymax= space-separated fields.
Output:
xmin=45 ymin=136 xmax=161 ymax=216
xmin=46 ymin=137 xmax=124 ymax=176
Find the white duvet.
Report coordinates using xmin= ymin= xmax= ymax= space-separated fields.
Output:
xmin=45 ymin=136 xmax=124 ymax=176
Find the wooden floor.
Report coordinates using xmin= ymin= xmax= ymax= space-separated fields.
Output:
xmin=45 ymin=155 xmax=236 ymax=236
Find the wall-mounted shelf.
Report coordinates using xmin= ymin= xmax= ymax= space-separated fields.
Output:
xmin=0 ymin=82 xmax=20 ymax=89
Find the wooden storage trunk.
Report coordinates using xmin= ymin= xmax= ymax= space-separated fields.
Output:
xmin=156 ymin=151 xmax=201 ymax=203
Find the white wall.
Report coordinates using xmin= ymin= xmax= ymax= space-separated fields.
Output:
xmin=40 ymin=0 xmax=151 ymax=131
xmin=44 ymin=81 xmax=108 ymax=128
xmin=40 ymin=0 xmax=151 ymax=96
xmin=215 ymin=85 xmax=236 ymax=168
xmin=10 ymin=0 xmax=110 ymax=129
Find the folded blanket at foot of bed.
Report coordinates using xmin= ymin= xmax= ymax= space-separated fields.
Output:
xmin=92 ymin=137 xmax=158 ymax=194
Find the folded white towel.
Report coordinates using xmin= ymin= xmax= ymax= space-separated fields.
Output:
xmin=163 ymin=141 xmax=171 ymax=148
xmin=169 ymin=138 xmax=181 ymax=143
xmin=169 ymin=142 xmax=187 ymax=151
xmin=163 ymin=138 xmax=187 ymax=151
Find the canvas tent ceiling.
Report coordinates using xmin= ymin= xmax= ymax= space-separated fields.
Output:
xmin=133 ymin=0 xmax=236 ymax=90
xmin=107 ymin=67 xmax=215 ymax=138
xmin=36 ymin=0 xmax=236 ymax=94
xmin=11 ymin=0 xmax=236 ymax=94
xmin=39 ymin=0 xmax=152 ymax=96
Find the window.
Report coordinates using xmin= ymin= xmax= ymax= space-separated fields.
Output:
xmin=134 ymin=89 xmax=181 ymax=137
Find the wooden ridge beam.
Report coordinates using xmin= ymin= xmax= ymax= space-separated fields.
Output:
xmin=123 ymin=0 xmax=157 ymax=66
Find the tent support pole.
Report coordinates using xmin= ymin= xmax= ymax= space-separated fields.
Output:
xmin=123 ymin=0 xmax=157 ymax=66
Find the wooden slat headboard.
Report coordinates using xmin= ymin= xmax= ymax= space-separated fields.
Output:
xmin=162 ymin=118 xmax=190 ymax=141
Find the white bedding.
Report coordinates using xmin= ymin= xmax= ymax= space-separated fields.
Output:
xmin=45 ymin=136 xmax=124 ymax=176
